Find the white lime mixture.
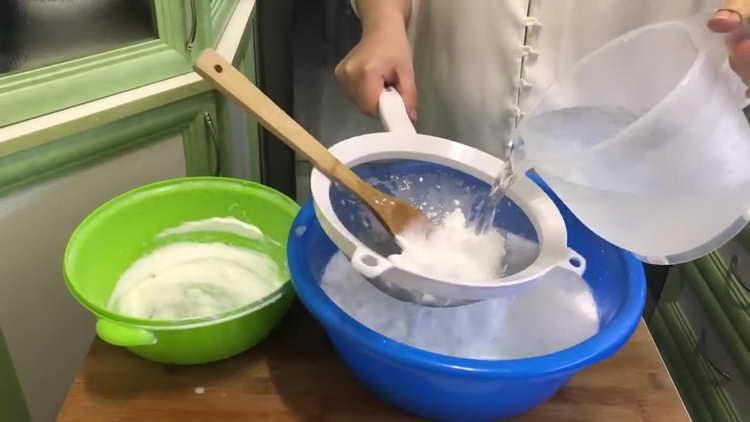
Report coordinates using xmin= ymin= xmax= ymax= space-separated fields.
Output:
xmin=322 ymin=251 xmax=600 ymax=359
xmin=390 ymin=209 xmax=507 ymax=282
xmin=324 ymin=192 xmax=599 ymax=359
xmin=156 ymin=216 xmax=266 ymax=241
xmin=108 ymin=218 xmax=284 ymax=320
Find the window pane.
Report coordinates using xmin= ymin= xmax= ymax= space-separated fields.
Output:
xmin=0 ymin=0 xmax=157 ymax=74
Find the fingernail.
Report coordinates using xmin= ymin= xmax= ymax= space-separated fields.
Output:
xmin=709 ymin=10 xmax=742 ymax=32
xmin=408 ymin=107 xmax=418 ymax=121
xmin=715 ymin=10 xmax=739 ymax=21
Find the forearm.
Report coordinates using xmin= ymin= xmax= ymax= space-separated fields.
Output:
xmin=354 ymin=0 xmax=411 ymax=34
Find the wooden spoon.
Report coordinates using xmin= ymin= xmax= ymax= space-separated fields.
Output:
xmin=194 ymin=49 xmax=432 ymax=237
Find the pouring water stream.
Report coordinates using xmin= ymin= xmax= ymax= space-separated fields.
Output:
xmin=470 ymin=138 xmax=519 ymax=236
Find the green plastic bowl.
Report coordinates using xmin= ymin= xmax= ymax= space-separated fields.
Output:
xmin=64 ymin=177 xmax=300 ymax=365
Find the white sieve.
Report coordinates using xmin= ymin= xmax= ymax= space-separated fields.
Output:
xmin=310 ymin=89 xmax=585 ymax=306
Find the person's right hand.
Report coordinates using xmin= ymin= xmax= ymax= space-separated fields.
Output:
xmin=335 ymin=15 xmax=418 ymax=121
xmin=708 ymin=0 xmax=750 ymax=94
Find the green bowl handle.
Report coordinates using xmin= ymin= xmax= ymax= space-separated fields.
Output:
xmin=96 ymin=319 xmax=157 ymax=347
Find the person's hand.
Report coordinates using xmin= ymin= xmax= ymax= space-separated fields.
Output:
xmin=708 ymin=1 xmax=750 ymax=94
xmin=335 ymin=12 xmax=418 ymax=121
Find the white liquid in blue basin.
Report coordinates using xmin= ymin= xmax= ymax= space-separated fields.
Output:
xmin=321 ymin=250 xmax=599 ymax=360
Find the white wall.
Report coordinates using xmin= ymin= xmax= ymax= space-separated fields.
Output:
xmin=0 ymin=137 xmax=185 ymax=421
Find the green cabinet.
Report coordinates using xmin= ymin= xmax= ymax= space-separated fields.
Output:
xmin=0 ymin=94 xmax=220 ymax=422
xmin=0 ymin=93 xmax=219 ymax=196
xmin=650 ymin=308 xmax=715 ymax=422
xmin=215 ymin=14 xmax=262 ymax=182
xmin=0 ymin=0 xmax=240 ymax=127
xmin=0 ymin=3 xmax=260 ymax=420
xmin=652 ymin=254 xmax=750 ymax=422
xmin=701 ymin=241 xmax=750 ymax=355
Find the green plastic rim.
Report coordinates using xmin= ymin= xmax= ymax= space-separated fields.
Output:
xmin=63 ymin=177 xmax=300 ymax=329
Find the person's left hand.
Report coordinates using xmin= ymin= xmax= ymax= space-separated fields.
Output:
xmin=709 ymin=1 xmax=750 ymax=95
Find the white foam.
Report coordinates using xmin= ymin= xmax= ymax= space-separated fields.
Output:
xmin=321 ymin=251 xmax=599 ymax=360
xmin=389 ymin=209 xmax=507 ymax=282
xmin=109 ymin=242 xmax=284 ymax=320
xmin=157 ymin=217 xmax=265 ymax=241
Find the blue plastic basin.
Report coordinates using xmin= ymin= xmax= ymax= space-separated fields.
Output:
xmin=288 ymin=169 xmax=646 ymax=421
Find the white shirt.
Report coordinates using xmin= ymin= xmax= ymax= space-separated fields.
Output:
xmin=355 ymin=0 xmax=720 ymax=157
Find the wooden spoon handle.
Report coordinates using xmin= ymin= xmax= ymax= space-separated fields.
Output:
xmin=194 ymin=49 xmax=373 ymax=198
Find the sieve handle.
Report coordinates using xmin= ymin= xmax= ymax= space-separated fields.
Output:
xmin=561 ymin=248 xmax=587 ymax=276
xmin=378 ymin=87 xmax=417 ymax=134
xmin=351 ymin=247 xmax=394 ymax=279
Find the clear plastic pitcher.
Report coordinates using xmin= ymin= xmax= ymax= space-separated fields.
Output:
xmin=515 ymin=11 xmax=750 ymax=264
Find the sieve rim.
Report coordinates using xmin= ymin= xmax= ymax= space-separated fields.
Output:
xmin=310 ymin=133 xmax=571 ymax=299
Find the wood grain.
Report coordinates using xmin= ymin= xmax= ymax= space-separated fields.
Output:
xmin=58 ymin=304 xmax=688 ymax=422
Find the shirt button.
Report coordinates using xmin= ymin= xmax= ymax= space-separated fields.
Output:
xmin=519 ymin=45 xmax=539 ymax=59
xmin=517 ymin=78 xmax=533 ymax=89
xmin=523 ymin=16 xmax=543 ymax=29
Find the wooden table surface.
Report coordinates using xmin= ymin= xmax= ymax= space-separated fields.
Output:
xmin=59 ymin=303 xmax=689 ymax=421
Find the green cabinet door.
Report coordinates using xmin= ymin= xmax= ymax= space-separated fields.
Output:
xmin=0 ymin=0 xmax=219 ymax=127
xmin=650 ymin=307 xmax=715 ymax=422
xmin=655 ymin=264 xmax=750 ymax=422
xmin=0 ymin=94 xmax=217 ymax=422
xmin=705 ymin=241 xmax=750 ymax=356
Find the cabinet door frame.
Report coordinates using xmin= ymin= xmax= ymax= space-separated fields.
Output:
xmin=242 ymin=14 xmax=262 ymax=182
xmin=691 ymin=256 xmax=750 ymax=381
xmin=211 ymin=0 xmax=241 ymax=46
xmin=650 ymin=308 xmax=715 ymax=422
xmin=0 ymin=93 xmax=219 ymax=196
xmin=215 ymin=12 xmax=260 ymax=181
xmin=0 ymin=0 xmax=216 ymax=127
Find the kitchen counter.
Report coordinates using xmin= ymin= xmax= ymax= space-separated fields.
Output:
xmin=59 ymin=304 xmax=688 ymax=421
